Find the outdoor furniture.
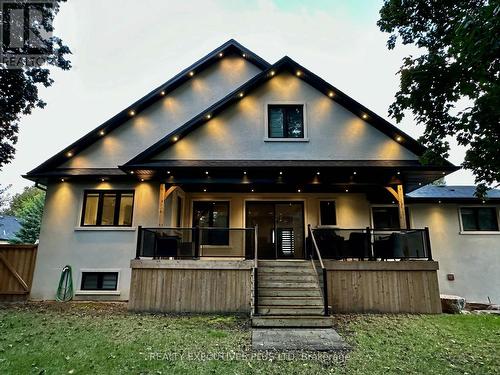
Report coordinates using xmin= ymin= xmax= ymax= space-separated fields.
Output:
xmin=313 ymin=228 xmax=345 ymax=259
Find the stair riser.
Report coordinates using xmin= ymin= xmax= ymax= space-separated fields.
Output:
xmin=258 ymin=275 xmax=317 ymax=282
xmin=258 ymin=261 xmax=310 ymax=267
xmin=259 ymin=267 xmax=314 ymax=273
xmin=259 ymin=297 xmax=323 ymax=306
xmin=258 ymin=307 xmax=324 ymax=315
xmin=259 ymin=282 xmax=318 ymax=288
xmin=259 ymin=289 xmax=322 ymax=297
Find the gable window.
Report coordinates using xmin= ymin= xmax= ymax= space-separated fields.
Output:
xmin=267 ymin=104 xmax=304 ymax=138
xmin=372 ymin=206 xmax=410 ymax=230
xmin=192 ymin=201 xmax=229 ymax=245
xmin=460 ymin=207 xmax=499 ymax=232
xmin=319 ymin=201 xmax=337 ymax=226
xmin=81 ymin=190 xmax=134 ymax=227
xmin=81 ymin=272 xmax=118 ymax=291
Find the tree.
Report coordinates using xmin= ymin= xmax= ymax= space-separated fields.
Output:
xmin=10 ymin=190 xmax=45 ymax=244
xmin=0 ymin=184 xmax=11 ymax=213
xmin=0 ymin=0 xmax=71 ymax=169
xmin=378 ymin=0 xmax=499 ymax=196
xmin=3 ymin=185 xmax=41 ymax=215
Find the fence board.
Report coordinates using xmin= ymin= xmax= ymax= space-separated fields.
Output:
xmin=0 ymin=245 xmax=38 ymax=302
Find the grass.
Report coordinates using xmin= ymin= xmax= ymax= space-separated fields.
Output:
xmin=0 ymin=302 xmax=498 ymax=374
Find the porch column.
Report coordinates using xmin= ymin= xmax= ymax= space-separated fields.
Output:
xmin=385 ymin=184 xmax=408 ymax=229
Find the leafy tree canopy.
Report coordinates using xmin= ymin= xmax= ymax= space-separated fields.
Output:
xmin=10 ymin=191 xmax=45 ymax=244
xmin=0 ymin=0 xmax=71 ymax=169
xmin=378 ymin=0 xmax=499 ymax=196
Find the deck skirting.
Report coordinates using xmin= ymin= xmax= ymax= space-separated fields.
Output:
xmin=324 ymin=261 xmax=441 ymax=314
xmin=128 ymin=260 xmax=252 ymax=313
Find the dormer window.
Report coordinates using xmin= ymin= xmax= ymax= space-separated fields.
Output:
xmin=267 ymin=104 xmax=306 ymax=140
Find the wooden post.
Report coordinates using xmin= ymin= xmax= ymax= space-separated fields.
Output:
xmin=385 ymin=184 xmax=408 ymax=229
xmin=158 ymin=184 xmax=166 ymax=227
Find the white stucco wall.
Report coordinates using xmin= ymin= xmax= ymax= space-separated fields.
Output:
xmin=410 ymin=203 xmax=500 ymax=303
xmin=59 ymin=55 xmax=262 ymax=168
xmin=153 ymin=72 xmax=419 ymax=161
xmin=31 ymin=181 xmax=160 ymax=301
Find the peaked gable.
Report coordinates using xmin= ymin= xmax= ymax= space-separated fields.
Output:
xmin=125 ymin=57 xmax=446 ymax=167
xmin=26 ymin=40 xmax=270 ymax=177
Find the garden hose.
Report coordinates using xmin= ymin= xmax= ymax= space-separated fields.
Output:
xmin=55 ymin=265 xmax=74 ymax=302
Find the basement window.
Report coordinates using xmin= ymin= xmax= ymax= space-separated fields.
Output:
xmin=460 ymin=207 xmax=499 ymax=231
xmin=81 ymin=190 xmax=134 ymax=226
xmin=81 ymin=272 xmax=118 ymax=291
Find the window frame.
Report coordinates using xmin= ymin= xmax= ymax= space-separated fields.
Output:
xmin=458 ymin=206 xmax=500 ymax=234
xmin=370 ymin=205 xmax=411 ymax=230
xmin=191 ymin=200 xmax=230 ymax=246
xmin=80 ymin=190 xmax=135 ymax=227
xmin=76 ymin=269 xmax=121 ymax=295
xmin=318 ymin=200 xmax=338 ymax=227
xmin=264 ymin=102 xmax=308 ymax=142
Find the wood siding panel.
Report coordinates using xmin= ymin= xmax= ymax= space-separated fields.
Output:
xmin=0 ymin=245 xmax=38 ymax=302
xmin=327 ymin=269 xmax=441 ymax=314
xmin=128 ymin=268 xmax=252 ymax=313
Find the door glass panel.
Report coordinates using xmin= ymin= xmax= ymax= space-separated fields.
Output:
xmin=275 ymin=203 xmax=304 ymax=258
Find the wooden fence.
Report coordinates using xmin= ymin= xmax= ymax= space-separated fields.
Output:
xmin=0 ymin=244 xmax=38 ymax=302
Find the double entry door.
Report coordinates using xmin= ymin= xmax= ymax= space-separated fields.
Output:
xmin=246 ymin=201 xmax=305 ymax=259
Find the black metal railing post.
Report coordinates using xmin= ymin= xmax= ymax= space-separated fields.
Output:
xmin=135 ymin=225 xmax=142 ymax=259
xmin=365 ymin=226 xmax=373 ymax=260
xmin=253 ymin=225 xmax=258 ymax=315
xmin=424 ymin=227 xmax=433 ymax=261
xmin=323 ymin=268 xmax=329 ymax=316
xmin=193 ymin=226 xmax=200 ymax=259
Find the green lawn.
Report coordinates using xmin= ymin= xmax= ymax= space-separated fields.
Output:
xmin=0 ymin=303 xmax=498 ymax=374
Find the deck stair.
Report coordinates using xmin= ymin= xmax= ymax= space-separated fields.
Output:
xmin=252 ymin=260 xmax=332 ymax=328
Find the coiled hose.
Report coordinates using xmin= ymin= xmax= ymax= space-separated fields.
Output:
xmin=55 ymin=265 xmax=73 ymax=302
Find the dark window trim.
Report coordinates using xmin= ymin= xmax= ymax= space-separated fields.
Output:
xmin=80 ymin=272 xmax=118 ymax=291
xmin=267 ymin=104 xmax=305 ymax=139
xmin=192 ymin=200 xmax=230 ymax=245
xmin=459 ymin=206 xmax=499 ymax=232
xmin=81 ymin=189 xmax=135 ymax=227
xmin=319 ymin=200 xmax=337 ymax=226
xmin=371 ymin=206 xmax=411 ymax=230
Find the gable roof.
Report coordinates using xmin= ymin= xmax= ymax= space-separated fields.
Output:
xmin=25 ymin=39 xmax=270 ymax=178
xmin=123 ymin=56 xmax=453 ymax=168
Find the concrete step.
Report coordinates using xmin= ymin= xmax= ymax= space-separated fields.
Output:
xmin=258 ymin=305 xmax=324 ymax=315
xmin=259 ymin=281 xmax=318 ymax=288
xmin=252 ymin=315 xmax=332 ymax=328
xmin=259 ymin=296 xmax=324 ymax=306
xmin=258 ymin=274 xmax=317 ymax=282
xmin=259 ymin=288 xmax=322 ymax=297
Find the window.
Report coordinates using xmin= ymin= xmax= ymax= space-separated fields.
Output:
xmin=81 ymin=272 xmax=118 ymax=291
xmin=192 ymin=201 xmax=229 ymax=245
xmin=267 ymin=104 xmax=304 ymax=138
xmin=81 ymin=190 xmax=134 ymax=226
xmin=372 ymin=206 xmax=410 ymax=230
xmin=460 ymin=207 xmax=499 ymax=231
xmin=320 ymin=201 xmax=337 ymax=225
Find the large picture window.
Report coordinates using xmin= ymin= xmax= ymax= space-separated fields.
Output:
xmin=192 ymin=201 xmax=229 ymax=245
xmin=460 ymin=207 xmax=499 ymax=231
xmin=372 ymin=206 xmax=410 ymax=230
xmin=81 ymin=190 xmax=134 ymax=227
xmin=267 ymin=104 xmax=304 ymax=138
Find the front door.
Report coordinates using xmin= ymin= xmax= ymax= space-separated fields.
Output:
xmin=246 ymin=201 xmax=305 ymax=259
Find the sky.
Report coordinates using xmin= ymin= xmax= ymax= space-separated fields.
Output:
xmin=0 ymin=0 xmax=474 ymax=193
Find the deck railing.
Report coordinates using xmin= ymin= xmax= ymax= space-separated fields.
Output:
xmin=308 ymin=224 xmax=329 ymax=316
xmin=309 ymin=227 xmax=433 ymax=261
xmin=135 ymin=226 xmax=257 ymax=259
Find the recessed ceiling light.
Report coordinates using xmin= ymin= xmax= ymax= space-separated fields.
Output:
xmin=397 ymin=171 xmax=401 ymax=175
xmin=396 ymin=136 xmax=403 ymax=142
xmin=205 ymin=171 xmax=209 ymax=175
xmin=316 ymin=171 xmax=320 ymax=175
xmin=206 ymin=114 xmax=211 ymax=119
xmin=130 ymin=171 xmax=134 ymax=174
xmin=353 ymin=171 xmax=357 ymax=175
xmin=173 ymin=136 xmax=178 ymax=142
xmin=362 ymin=114 xmax=368 ymax=119
xmin=279 ymin=171 xmax=283 ymax=175
xmin=218 ymin=52 xmax=223 ymax=57
xmin=328 ymin=91 xmax=334 ymax=98
xmin=101 ymin=178 xmax=105 ymax=182
xmin=128 ymin=110 xmax=136 ymax=116
xmin=242 ymin=53 xmax=246 ymax=58
xmin=203 ymin=188 xmax=207 ymax=192
xmin=188 ymin=71 xmax=194 ymax=77
xmin=66 ymin=152 xmax=73 ymax=157
xmin=160 ymin=91 xmax=165 ymax=96
xmin=99 ymin=130 xmax=105 ymax=136
xmin=167 ymin=170 xmax=171 ymax=174
xmin=270 ymin=70 xmax=275 ymax=76
xmin=345 ymin=189 xmax=349 ymax=192
xmin=238 ymin=92 xmax=244 ymax=98
xmin=296 ymin=71 xmax=302 ymax=76
xmin=243 ymin=171 xmax=247 ymax=175
xmin=297 ymin=189 xmax=301 ymax=193
xmin=60 ymin=178 xmax=65 ymax=182
xmin=251 ymin=189 xmax=254 ymax=192
xmin=141 ymin=178 xmax=144 ymax=182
